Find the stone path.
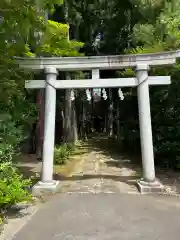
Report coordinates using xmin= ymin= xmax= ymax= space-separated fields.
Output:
xmin=59 ymin=149 xmax=138 ymax=195
xmin=57 ymin=138 xmax=180 ymax=197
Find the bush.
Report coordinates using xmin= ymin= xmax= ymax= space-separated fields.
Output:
xmin=0 ymin=115 xmax=24 ymax=147
xmin=0 ymin=162 xmax=32 ymax=209
xmin=0 ymin=115 xmax=24 ymax=164
xmin=54 ymin=143 xmax=76 ymax=165
xmin=0 ymin=116 xmax=32 ymax=226
xmin=0 ymin=144 xmax=15 ymax=163
xmin=66 ymin=143 xmax=76 ymax=152
xmin=0 ymin=162 xmax=32 ymax=226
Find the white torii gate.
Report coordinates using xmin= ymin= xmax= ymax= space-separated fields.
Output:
xmin=16 ymin=50 xmax=180 ymax=194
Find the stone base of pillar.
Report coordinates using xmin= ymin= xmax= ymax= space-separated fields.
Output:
xmin=32 ymin=181 xmax=60 ymax=196
xmin=137 ymin=179 xmax=165 ymax=194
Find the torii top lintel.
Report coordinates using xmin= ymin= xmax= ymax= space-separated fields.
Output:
xmin=15 ymin=49 xmax=180 ymax=71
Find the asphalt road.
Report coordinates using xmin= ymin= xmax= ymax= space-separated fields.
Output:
xmin=13 ymin=193 xmax=180 ymax=240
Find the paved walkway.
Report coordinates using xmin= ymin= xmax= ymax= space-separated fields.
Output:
xmin=6 ymin=139 xmax=180 ymax=239
xmin=13 ymin=193 xmax=180 ymax=240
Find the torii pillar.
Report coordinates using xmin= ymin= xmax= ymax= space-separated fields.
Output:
xmin=136 ymin=64 xmax=164 ymax=193
xmin=33 ymin=67 xmax=59 ymax=194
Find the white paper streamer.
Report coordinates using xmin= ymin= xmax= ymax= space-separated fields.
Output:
xmin=70 ymin=90 xmax=75 ymax=101
xmin=86 ymin=89 xmax=91 ymax=101
xmin=118 ymin=88 xmax=124 ymax=100
xmin=102 ymin=88 xmax=107 ymax=100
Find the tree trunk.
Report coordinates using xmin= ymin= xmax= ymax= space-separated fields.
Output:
xmin=108 ymin=89 xmax=114 ymax=137
xmin=64 ymin=88 xmax=72 ymax=142
xmin=116 ymin=101 xmax=120 ymax=139
xmin=82 ymin=102 xmax=87 ymax=140
xmin=36 ymin=89 xmax=44 ymax=159
xmin=60 ymin=109 xmax=65 ymax=142
xmin=64 ymin=73 xmax=78 ymax=143
xmin=71 ymin=101 xmax=78 ymax=144
xmin=103 ymin=115 xmax=107 ymax=133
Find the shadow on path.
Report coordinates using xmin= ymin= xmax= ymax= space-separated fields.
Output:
xmin=85 ymin=135 xmax=142 ymax=172
xmin=17 ymin=135 xmax=180 ymax=195
xmin=54 ymin=174 xmax=138 ymax=188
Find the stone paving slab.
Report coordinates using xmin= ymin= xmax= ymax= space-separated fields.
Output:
xmin=13 ymin=193 xmax=180 ymax=240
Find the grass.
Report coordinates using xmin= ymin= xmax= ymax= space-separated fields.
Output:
xmin=54 ymin=142 xmax=88 ymax=176
xmin=16 ymin=141 xmax=89 ymax=185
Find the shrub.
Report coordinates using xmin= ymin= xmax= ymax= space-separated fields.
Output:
xmin=0 ymin=115 xmax=33 ymax=227
xmin=0 ymin=115 xmax=24 ymax=147
xmin=0 ymin=144 xmax=15 ymax=163
xmin=0 ymin=162 xmax=32 ymax=227
xmin=0 ymin=115 xmax=24 ymax=164
xmin=0 ymin=162 xmax=32 ymax=210
xmin=66 ymin=143 xmax=76 ymax=152
xmin=54 ymin=143 xmax=76 ymax=165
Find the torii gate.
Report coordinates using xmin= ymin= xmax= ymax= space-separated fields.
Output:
xmin=16 ymin=50 xmax=180 ymax=194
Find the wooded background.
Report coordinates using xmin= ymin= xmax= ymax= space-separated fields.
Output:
xmin=1 ymin=0 xmax=180 ymax=171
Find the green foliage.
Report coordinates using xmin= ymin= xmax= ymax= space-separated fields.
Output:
xmin=0 ymin=115 xmax=24 ymax=145
xmin=0 ymin=0 xmax=52 ymax=223
xmin=120 ymin=0 xmax=180 ymax=169
xmin=0 ymin=114 xmax=23 ymax=167
xmin=120 ymin=68 xmax=135 ymax=77
xmin=62 ymin=0 xmax=134 ymax=54
xmin=0 ymin=0 xmax=86 ymax=229
xmin=54 ymin=143 xmax=76 ymax=165
xmin=131 ymin=0 xmax=180 ymax=51
xmin=0 ymin=144 xmax=15 ymax=164
xmin=37 ymin=20 xmax=84 ymax=56
xmin=0 ymin=115 xmax=32 ymax=225
xmin=0 ymin=162 xmax=32 ymax=210
xmin=130 ymin=0 xmax=165 ymax=22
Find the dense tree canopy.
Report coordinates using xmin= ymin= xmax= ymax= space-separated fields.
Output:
xmin=130 ymin=0 xmax=180 ymax=168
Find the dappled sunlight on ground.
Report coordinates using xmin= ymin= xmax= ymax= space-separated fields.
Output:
xmin=16 ymin=135 xmax=180 ymax=196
